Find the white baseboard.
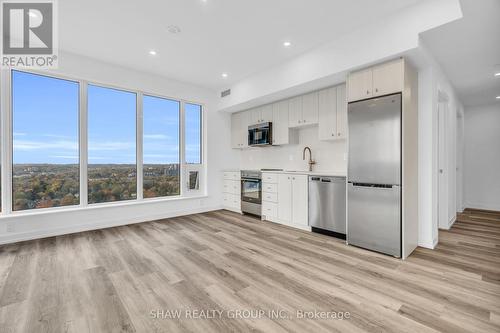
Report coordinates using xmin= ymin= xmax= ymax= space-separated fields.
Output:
xmin=418 ymin=237 xmax=438 ymax=249
xmin=0 ymin=205 xmax=223 ymax=245
xmin=464 ymin=202 xmax=500 ymax=212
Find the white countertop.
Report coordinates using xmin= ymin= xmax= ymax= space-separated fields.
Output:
xmin=261 ymin=170 xmax=346 ymax=177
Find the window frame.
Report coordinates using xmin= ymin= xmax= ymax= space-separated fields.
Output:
xmin=10 ymin=69 xmax=81 ymax=212
xmin=141 ymin=93 xmax=182 ymax=200
xmin=0 ymin=69 xmax=205 ymax=216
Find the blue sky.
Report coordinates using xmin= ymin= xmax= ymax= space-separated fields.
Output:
xmin=12 ymin=71 xmax=201 ymax=165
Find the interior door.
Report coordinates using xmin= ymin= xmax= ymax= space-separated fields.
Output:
xmin=438 ymin=101 xmax=448 ymax=228
xmin=348 ymin=93 xmax=401 ymax=185
xmin=347 ymin=183 xmax=401 ymax=257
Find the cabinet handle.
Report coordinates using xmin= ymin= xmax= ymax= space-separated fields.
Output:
xmin=375 ymin=88 xmax=378 ymax=93
xmin=303 ymin=119 xmax=306 ymax=123
xmin=332 ymin=133 xmax=334 ymax=136
xmin=338 ymin=132 xmax=341 ymax=136
xmin=366 ymin=90 xmax=370 ymax=95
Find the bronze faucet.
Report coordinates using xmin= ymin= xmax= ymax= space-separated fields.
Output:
xmin=302 ymin=146 xmax=316 ymax=172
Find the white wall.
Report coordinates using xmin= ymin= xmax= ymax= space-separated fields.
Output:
xmin=463 ymin=104 xmax=500 ymax=211
xmin=239 ymin=126 xmax=347 ymax=174
xmin=0 ymin=51 xmax=238 ymax=244
xmin=417 ymin=43 xmax=464 ymax=248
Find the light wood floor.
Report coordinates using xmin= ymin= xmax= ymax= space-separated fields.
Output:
xmin=0 ymin=209 xmax=499 ymax=333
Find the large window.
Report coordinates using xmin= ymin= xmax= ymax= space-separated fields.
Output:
xmin=5 ymin=70 xmax=204 ymax=215
xmin=143 ymin=95 xmax=180 ymax=198
xmin=87 ymin=85 xmax=137 ymax=204
xmin=185 ymin=103 xmax=202 ymax=164
xmin=12 ymin=71 xmax=80 ymax=211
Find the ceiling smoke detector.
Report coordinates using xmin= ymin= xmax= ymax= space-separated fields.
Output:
xmin=167 ymin=25 xmax=181 ymax=34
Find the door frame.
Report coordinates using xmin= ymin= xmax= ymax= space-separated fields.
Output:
xmin=437 ymin=91 xmax=449 ymax=230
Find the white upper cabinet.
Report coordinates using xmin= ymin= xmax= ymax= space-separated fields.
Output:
xmin=318 ymin=87 xmax=337 ymax=140
xmin=249 ymin=105 xmax=273 ymax=124
xmin=248 ymin=107 xmax=261 ymax=125
xmin=289 ymin=92 xmax=318 ymax=127
xmin=231 ymin=111 xmax=248 ymax=149
xmin=348 ymin=68 xmax=373 ymax=102
xmin=336 ymin=84 xmax=347 ymax=139
xmin=348 ymin=59 xmax=404 ymax=102
xmin=301 ymin=91 xmax=319 ymax=125
xmin=272 ymin=100 xmax=297 ymax=145
xmin=288 ymin=96 xmax=302 ymax=128
xmin=318 ymin=84 xmax=347 ymax=141
xmin=261 ymin=104 xmax=273 ymax=123
xmin=372 ymin=60 xmax=403 ymax=96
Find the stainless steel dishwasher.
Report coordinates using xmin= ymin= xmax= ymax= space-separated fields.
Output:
xmin=308 ymin=176 xmax=346 ymax=238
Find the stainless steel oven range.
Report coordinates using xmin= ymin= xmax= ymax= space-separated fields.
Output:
xmin=240 ymin=170 xmax=262 ymax=216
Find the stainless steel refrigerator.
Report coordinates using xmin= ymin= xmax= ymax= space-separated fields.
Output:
xmin=347 ymin=93 xmax=402 ymax=257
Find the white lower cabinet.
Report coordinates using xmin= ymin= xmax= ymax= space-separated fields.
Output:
xmin=222 ymin=171 xmax=241 ymax=213
xmin=291 ymin=174 xmax=308 ymax=227
xmin=262 ymin=172 xmax=309 ymax=230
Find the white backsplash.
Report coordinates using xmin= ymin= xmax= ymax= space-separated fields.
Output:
xmin=239 ymin=126 xmax=347 ymax=172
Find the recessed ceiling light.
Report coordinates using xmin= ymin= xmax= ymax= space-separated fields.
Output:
xmin=495 ymin=72 xmax=500 ymax=77
xmin=167 ymin=25 xmax=181 ymax=34
xmin=149 ymin=50 xmax=157 ymax=56
xmin=221 ymin=73 xmax=228 ymax=78
xmin=283 ymin=41 xmax=292 ymax=47
xmin=496 ymin=95 xmax=500 ymax=99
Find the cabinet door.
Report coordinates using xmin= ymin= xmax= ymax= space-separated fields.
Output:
xmin=288 ymin=96 xmax=302 ymax=128
xmin=272 ymin=100 xmax=289 ymax=145
xmin=302 ymin=91 xmax=319 ymax=125
xmin=291 ymin=175 xmax=308 ymax=226
xmin=318 ymin=87 xmax=337 ymax=141
xmin=277 ymin=174 xmax=292 ymax=224
xmin=248 ymin=107 xmax=261 ymax=125
xmin=231 ymin=112 xmax=242 ymax=149
xmin=261 ymin=104 xmax=273 ymax=123
xmin=372 ymin=60 xmax=403 ymax=97
xmin=336 ymin=84 xmax=347 ymax=139
xmin=348 ymin=69 xmax=373 ymax=102
xmin=239 ymin=111 xmax=249 ymax=148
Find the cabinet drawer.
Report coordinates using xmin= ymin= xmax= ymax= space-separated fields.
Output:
xmin=223 ymin=193 xmax=240 ymax=208
xmin=262 ymin=192 xmax=278 ymax=203
xmin=262 ymin=183 xmax=277 ymax=193
xmin=223 ymin=171 xmax=240 ymax=181
xmin=262 ymin=173 xmax=278 ymax=184
xmin=262 ymin=202 xmax=278 ymax=219
xmin=223 ymin=180 xmax=240 ymax=194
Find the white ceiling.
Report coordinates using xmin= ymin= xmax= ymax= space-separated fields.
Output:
xmin=421 ymin=0 xmax=500 ymax=107
xmin=59 ymin=0 xmax=419 ymax=91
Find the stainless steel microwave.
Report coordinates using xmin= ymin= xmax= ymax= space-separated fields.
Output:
xmin=248 ymin=122 xmax=272 ymax=146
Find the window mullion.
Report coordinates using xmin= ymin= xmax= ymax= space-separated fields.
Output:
xmin=180 ymin=101 xmax=186 ymax=196
xmin=136 ymin=93 xmax=143 ymax=200
xmin=80 ymin=81 xmax=88 ymax=207
xmin=1 ymin=69 xmax=13 ymax=214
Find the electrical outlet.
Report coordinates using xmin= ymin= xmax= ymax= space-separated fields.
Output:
xmin=6 ymin=223 xmax=15 ymax=233
xmin=289 ymin=155 xmax=294 ymax=161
